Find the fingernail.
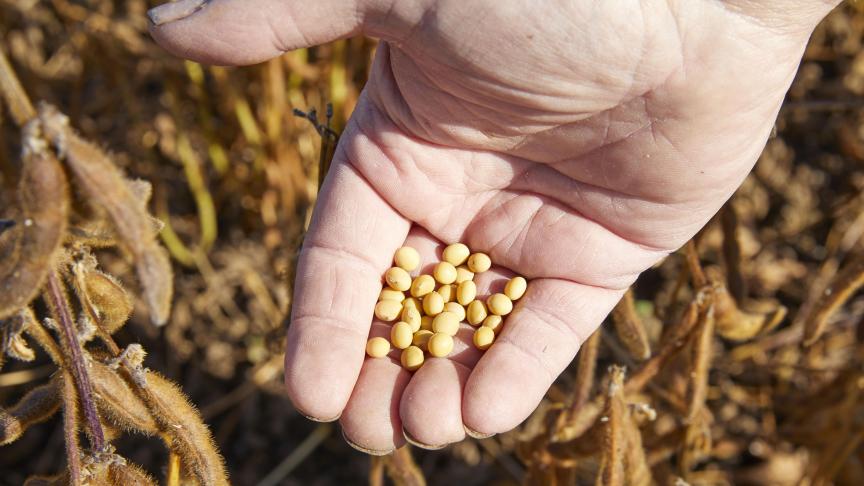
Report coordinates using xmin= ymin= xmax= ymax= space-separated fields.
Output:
xmin=463 ymin=425 xmax=495 ymax=439
xmin=402 ymin=429 xmax=447 ymax=450
xmin=147 ymin=0 xmax=210 ymax=26
xmin=342 ymin=430 xmax=395 ymax=456
xmin=299 ymin=410 xmax=341 ymax=423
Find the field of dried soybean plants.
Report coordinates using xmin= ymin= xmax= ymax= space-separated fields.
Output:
xmin=3 ymin=1 xmax=864 ymax=485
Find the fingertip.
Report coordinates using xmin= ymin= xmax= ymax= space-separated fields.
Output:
xmin=399 ymin=359 xmax=468 ymax=447
xmin=340 ymin=356 xmax=410 ymax=453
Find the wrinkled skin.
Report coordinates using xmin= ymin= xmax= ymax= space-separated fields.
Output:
xmin=150 ymin=0 xmax=840 ymax=453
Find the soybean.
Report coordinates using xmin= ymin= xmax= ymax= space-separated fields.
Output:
xmin=487 ymin=293 xmax=513 ymax=316
xmin=457 ymin=280 xmax=477 ymax=306
xmin=401 ymin=346 xmax=424 ymax=371
xmin=467 ymin=253 xmax=491 ymax=273
xmin=482 ymin=315 xmax=503 ymax=334
xmin=432 ymin=311 xmax=460 ymax=336
xmin=467 ymin=299 xmax=488 ymax=326
xmin=423 ymin=291 xmax=445 ymax=316
xmin=412 ymin=330 xmax=433 ymax=349
xmin=401 ymin=307 xmax=422 ymax=332
xmin=391 ymin=322 xmax=413 ymax=349
xmin=428 ymin=332 xmax=454 ymax=357
xmin=443 ymin=243 xmax=470 ymax=266
xmin=402 ymin=297 xmax=421 ymax=314
xmin=366 ymin=337 xmax=390 ymax=358
xmin=420 ymin=315 xmax=433 ymax=331
xmin=438 ymin=284 xmax=454 ymax=303
xmin=505 ymin=276 xmax=527 ymax=301
xmin=375 ymin=300 xmax=402 ymax=321
xmin=379 ymin=288 xmax=406 ymax=302
xmin=444 ymin=301 xmax=466 ymax=322
xmin=394 ymin=246 xmax=420 ymax=271
xmin=410 ymin=274 xmax=436 ymax=298
xmin=433 ymin=261 xmax=458 ymax=285
xmin=385 ymin=267 xmax=411 ymax=291
xmin=455 ymin=266 xmax=475 ymax=283
xmin=473 ymin=327 xmax=495 ymax=350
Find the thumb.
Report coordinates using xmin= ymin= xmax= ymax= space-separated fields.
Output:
xmin=147 ymin=0 xmax=367 ymax=65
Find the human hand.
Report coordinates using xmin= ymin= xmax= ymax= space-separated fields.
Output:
xmin=148 ymin=0 xmax=839 ymax=453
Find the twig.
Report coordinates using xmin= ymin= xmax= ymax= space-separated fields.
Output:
xmin=45 ymin=271 xmax=105 ymax=451
xmin=0 ymin=46 xmax=36 ymax=126
xmin=256 ymin=423 xmax=333 ymax=486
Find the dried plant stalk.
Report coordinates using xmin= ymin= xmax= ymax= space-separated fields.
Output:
xmin=45 ymin=271 xmax=105 ymax=451
xmin=802 ymin=254 xmax=864 ymax=346
xmin=596 ymin=366 xmax=626 ymax=486
xmin=720 ymin=204 xmax=746 ymax=301
xmin=383 ymin=446 xmax=426 ymax=486
xmin=0 ymin=126 xmax=69 ymax=319
xmin=0 ymin=378 xmax=60 ymax=445
xmin=59 ymin=372 xmax=82 ymax=486
xmin=611 ymin=289 xmax=651 ymax=360
xmin=37 ymin=104 xmax=173 ymax=325
xmin=686 ymin=305 xmax=715 ymax=422
xmin=0 ymin=48 xmax=35 ymax=125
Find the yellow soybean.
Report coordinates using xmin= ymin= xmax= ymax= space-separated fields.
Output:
xmin=394 ymin=246 xmax=420 ymax=272
xmin=467 ymin=253 xmax=491 ymax=273
xmin=385 ymin=267 xmax=411 ymax=291
xmin=379 ymin=288 xmax=406 ymax=302
xmin=366 ymin=337 xmax=390 ymax=358
xmin=428 ymin=333 xmax=454 ymax=357
xmin=505 ymin=276 xmax=528 ymax=301
xmin=375 ymin=300 xmax=402 ymax=321
xmin=423 ymin=291 xmax=445 ymax=316
xmin=487 ymin=293 xmax=513 ymax=316
xmin=412 ymin=330 xmax=433 ymax=349
xmin=402 ymin=297 xmax=421 ymax=314
xmin=482 ymin=315 xmax=503 ymax=334
xmin=391 ymin=322 xmax=413 ymax=349
xmin=457 ymin=280 xmax=477 ymax=306
xmin=473 ymin=327 xmax=495 ymax=350
xmin=401 ymin=307 xmax=422 ymax=332
xmin=455 ymin=266 xmax=475 ymax=283
xmin=420 ymin=315 xmax=433 ymax=331
xmin=432 ymin=311 xmax=460 ymax=336
xmin=433 ymin=262 xmax=458 ymax=285
xmin=467 ymin=300 xmax=488 ymax=326
xmin=410 ymin=275 xmax=436 ymax=298
xmin=401 ymin=346 xmax=425 ymax=371
xmin=443 ymin=243 xmax=470 ymax=266
xmin=444 ymin=302 xmax=466 ymax=322
xmin=438 ymin=284 xmax=454 ymax=303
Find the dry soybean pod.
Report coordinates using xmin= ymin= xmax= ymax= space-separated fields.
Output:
xmin=0 ymin=127 xmax=69 ymax=320
xmin=38 ymin=105 xmax=173 ymax=325
xmin=89 ymin=361 xmax=159 ymax=436
xmin=137 ymin=370 xmax=229 ymax=486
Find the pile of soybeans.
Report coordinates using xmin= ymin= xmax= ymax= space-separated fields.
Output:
xmin=366 ymin=243 xmax=527 ymax=372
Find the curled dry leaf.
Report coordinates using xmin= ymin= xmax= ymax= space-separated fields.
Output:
xmin=37 ymin=103 xmax=172 ymax=325
xmin=0 ymin=120 xmax=69 ymax=320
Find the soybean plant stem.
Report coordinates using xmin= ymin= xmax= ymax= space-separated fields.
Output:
xmin=46 ymin=271 xmax=106 ymax=451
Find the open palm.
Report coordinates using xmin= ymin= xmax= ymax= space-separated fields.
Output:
xmin=150 ymin=0 xmax=838 ymax=452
